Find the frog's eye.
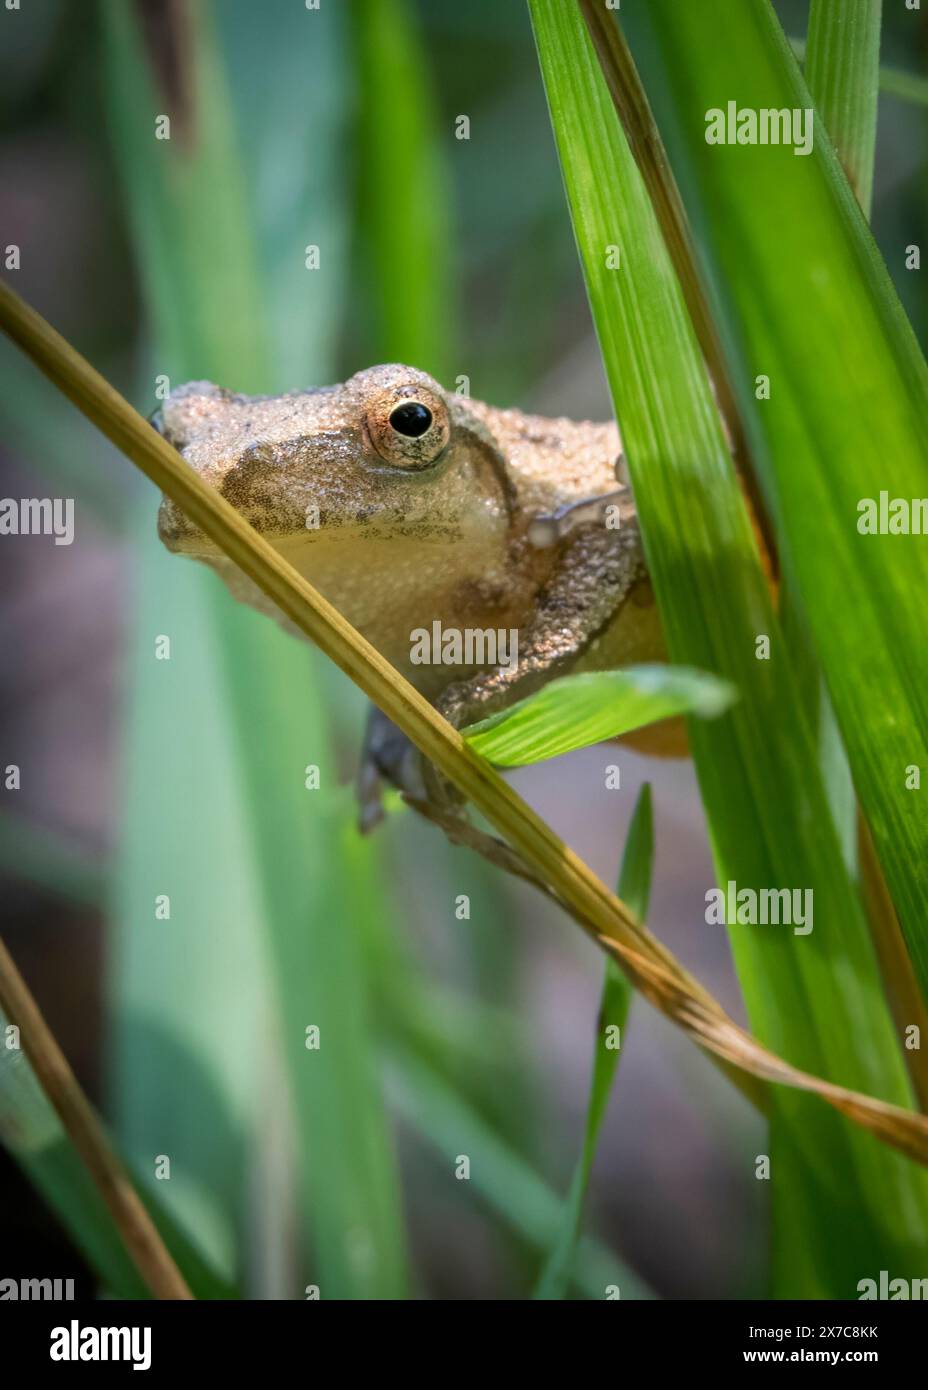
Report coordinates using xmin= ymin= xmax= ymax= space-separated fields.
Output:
xmin=366 ymin=387 xmax=450 ymax=469
xmin=389 ymin=402 xmax=433 ymax=438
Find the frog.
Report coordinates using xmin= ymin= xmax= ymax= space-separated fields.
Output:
xmin=155 ymin=364 xmax=669 ymax=830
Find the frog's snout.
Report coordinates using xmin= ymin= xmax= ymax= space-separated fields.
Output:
xmin=152 ymin=414 xmax=209 ymax=555
xmin=157 ymin=494 xmax=207 ymax=555
xmin=153 ymin=383 xmax=233 ymax=555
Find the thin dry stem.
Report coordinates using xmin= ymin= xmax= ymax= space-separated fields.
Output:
xmin=3 ymin=276 xmax=928 ymax=1166
xmin=0 ymin=936 xmax=192 ymax=1299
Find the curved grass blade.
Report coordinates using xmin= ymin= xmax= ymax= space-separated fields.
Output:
xmin=465 ymin=666 xmax=735 ymax=766
xmin=8 ymin=280 xmax=928 ymax=1168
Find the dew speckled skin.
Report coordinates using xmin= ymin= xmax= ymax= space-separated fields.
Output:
xmin=156 ymin=364 xmax=666 ymax=714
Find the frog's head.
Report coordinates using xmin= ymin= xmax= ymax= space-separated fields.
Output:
xmin=156 ymin=364 xmax=513 ymax=558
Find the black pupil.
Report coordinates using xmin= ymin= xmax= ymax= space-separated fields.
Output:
xmin=389 ymin=402 xmax=433 ymax=438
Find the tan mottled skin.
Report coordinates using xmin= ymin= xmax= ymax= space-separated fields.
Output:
xmin=156 ymin=364 xmax=668 ymax=728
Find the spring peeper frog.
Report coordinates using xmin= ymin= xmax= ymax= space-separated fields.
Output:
xmin=155 ymin=365 xmax=667 ymax=825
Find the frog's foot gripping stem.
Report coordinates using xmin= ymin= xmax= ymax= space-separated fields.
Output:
xmin=355 ymin=704 xmax=558 ymax=900
xmin=356 ymin=703 xmax=429 ymax=833
xmin=357 ymin=703 xmax=469 ymax=834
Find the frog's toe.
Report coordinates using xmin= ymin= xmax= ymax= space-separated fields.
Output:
xmin=356 ymin=755 xmax=386 ymax=835
xmin=356 ymin=704 xmax=428 ymax=834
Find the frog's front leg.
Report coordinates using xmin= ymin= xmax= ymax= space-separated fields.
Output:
xmin=357 ymin=518 xmax=646 ymax=847
xmin=436 ymin=521 xmax=646 ymax=733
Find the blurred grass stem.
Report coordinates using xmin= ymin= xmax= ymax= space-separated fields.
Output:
xmin=0 ymin=935 xmax=192 ymax=1299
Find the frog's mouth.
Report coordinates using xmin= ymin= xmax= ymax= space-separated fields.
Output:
xmin=156 ymin=491 xmax=332 ymax=559
xmin=155 ymin=440 xmax=311 ymax=556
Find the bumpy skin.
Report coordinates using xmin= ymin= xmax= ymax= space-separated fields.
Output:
xmin=156 ymin=364 xmax=667 ymax=733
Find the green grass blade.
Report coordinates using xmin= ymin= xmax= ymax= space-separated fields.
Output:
xmin=784 ymin=0 xmax=883 ymax=877
xmin=101 ymin=0 xmax=408 ymax=1295
xmin=99 ymin=0 xmax=275 ymax=1278
xmin=350 ymin=0 xmax=454 ymax=381
xmin=0 ymin=811 xmax=105 ymax=911
xmin=350 ymin=0 xmax=548 ymax=1250
xmin=100 ymin=1 xmax=270 ymax=388
xmin=388 ymin=1046 xmax=654 ymax=1301
xmin=534 ymin=784 xmax=652 ymax=1300
xmin=215 ymin=0 xmax=410 ymax=1301
xmin=873 ymin=57 xmax=928 ymax=107
xmin=529 ymin=0 xmax=928 ymax=1296
xmin=216 ymin=0 xmax=349 ymax=382
xmin=789 ymin=35 xmax=928 ymax=109
xmin=0 ymin=341 xmax=130 ymax=532
xmin=805 ymin=0 xmax=882 ymax=217
xmin=349 ymin=0 xmax=515 ymax=1038
xmin=464 ymin=666 xmax=735 ymax=766
xmin=213 ymin=607 xmax=409 ymax=1298
xmin=107 ymin=528 xmax=273 ymax=1277
xmin=623 ymin=0 xmax=925 ymax=1293
xmin=788 ymin=3 xmax=928 ymax=1124
xmin=625 ymin=0 xmax=928 ymax=1008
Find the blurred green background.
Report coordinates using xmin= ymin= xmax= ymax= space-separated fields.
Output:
xmin=0 ymin=0 xmax=925 ymax=1299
